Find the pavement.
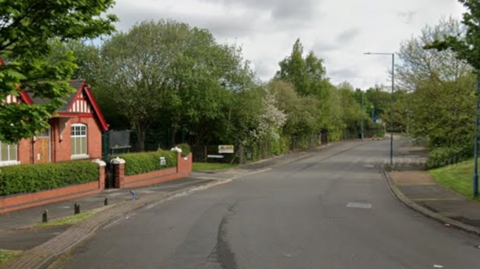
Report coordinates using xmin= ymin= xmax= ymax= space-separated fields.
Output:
xmin=0 ymin=140 xmax=348 ymax=269
xmin=385 ymin=141 xmax=480 ymax=235
xmin=38 ymin=140 xmax=480 ymax=269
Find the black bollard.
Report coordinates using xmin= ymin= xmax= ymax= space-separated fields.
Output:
xmin=42 ymin=210 xmax=48 ymax=223
xmin=104 ymin=196 xmax=109 ymax=206
xmin=74 ymin=202 xmax=81 ymax=215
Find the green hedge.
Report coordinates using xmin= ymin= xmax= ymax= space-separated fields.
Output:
xmin=427 ymin=146 xmax=472 ymax=169
xmin=0 ymin=161 xmax=99 ymax=196
xmin=176 ymin=143 xmax=191 ymax=157
xmin=116 ymin=150 xmax=178 ymax=176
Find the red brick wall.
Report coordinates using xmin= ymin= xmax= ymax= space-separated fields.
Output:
xmin=113 ymin=153 xmax=193 ymax=189
xmin=54 ymin=117 xmax=103 ymax=162
xmin=0 ymin=165 xmax=105 ymax=214
xmin=13 ymin=116 xmax=103 ymax=165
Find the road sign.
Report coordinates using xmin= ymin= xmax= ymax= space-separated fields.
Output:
xmin=219 ymin=145 xmax=234 ymax=153
xmin=160 ymin=157 xmax=166 ymax=165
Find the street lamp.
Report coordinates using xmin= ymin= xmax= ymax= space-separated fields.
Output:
xmin=364 ymin=52 xmax=395 ymax=166
xmin=474 ymin=78 xmax=479 ymax=197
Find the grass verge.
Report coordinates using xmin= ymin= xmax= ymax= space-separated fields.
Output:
xmin=193 ymin=162 xmax=238 ymax=172
xmin=429 ymin=159 xmax=480 ymax=201
xmin=34 ymin=206 xmax=109 ymax=228
xmin=0 ymin=249 xmax=22 ymax=266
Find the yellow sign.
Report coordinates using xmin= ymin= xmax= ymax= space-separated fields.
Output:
xmin=219 ymin=145 xmax=234 ymax=154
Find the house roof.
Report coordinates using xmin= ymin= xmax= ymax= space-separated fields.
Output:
xmin=26 ymin=80 xmax=85 ymax=112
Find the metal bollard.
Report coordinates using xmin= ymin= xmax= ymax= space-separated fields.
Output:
xmin=104 ymin=196 xmax=109 ymax=206
xmin=74 ymin=202 xmax=81 ymax=215
xmin=42 ymin=210 xmax=48 ymax=223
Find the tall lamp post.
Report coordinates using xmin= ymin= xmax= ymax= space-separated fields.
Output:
xmin=474 ymin=78 xmax=479 ymax=197
xmin=364 ymin=52 xmax=395 ymax=166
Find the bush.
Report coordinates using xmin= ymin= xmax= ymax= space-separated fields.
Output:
xmin=427 ymin=146 xmax=472 ymax=169
xmin=176 ymin=143 xmax=191 ymax=157
xmin=0 ymin=161 xmax=99 ymax=196
xmin=116 ymin=150 xmax=177 ymax=176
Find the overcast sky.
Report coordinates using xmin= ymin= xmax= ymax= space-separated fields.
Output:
xmin=111 ymin=0 xmax=466 ymax=89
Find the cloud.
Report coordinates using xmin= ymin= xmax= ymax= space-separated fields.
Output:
xmin=109 ymin=0 xmax=466 ymax=88
xmin=397 ymin=11 xmax=417 ymax=24
xmin=335 ymin=28 xmax=361 ymax=43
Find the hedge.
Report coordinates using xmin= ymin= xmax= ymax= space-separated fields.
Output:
xmin=116 ymin=150 xmax=178 ymax=176
xmin=176 ymin=143 xmax=191 ymax=157
xmin=0 ymin=161 xmax=99 ymax=196
xmin=427 ymin=146 xmax=472 ymax=169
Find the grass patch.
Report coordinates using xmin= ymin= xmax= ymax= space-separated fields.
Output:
xmin=429 ymin=159 xmax=480 ymax=201
xmin=193 ymin=162 xmax=238 ymax=172
xmin=0 ymin=249 xmax=21 ymax=266
xmin=34 ymin=207 xmax=108 ymax=228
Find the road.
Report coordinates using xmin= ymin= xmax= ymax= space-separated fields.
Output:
xmin=50 ymin=140 xmax=480 ymax=269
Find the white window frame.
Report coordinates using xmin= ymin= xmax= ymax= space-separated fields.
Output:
xmin=0 ymin=141 xmax=20 ymax=166
xmin=71 ymin=123 xmax=89 ymax=159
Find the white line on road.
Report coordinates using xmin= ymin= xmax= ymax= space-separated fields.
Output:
xmin=347 ymin=202 xmax=372 ymax=209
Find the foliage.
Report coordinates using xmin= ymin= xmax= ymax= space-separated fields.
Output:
xmin=77 ymin=20 xmax=255 ymax=149
xmin=397 ymin=17 xmax=475 ymax=148
xmin=193 ymin=163 xmax=238 ymax=171
xmin=427 ymin=146 xmax=472 ymax=169
xmin=116 ymin=150 xmax=177 ymax=176
xmin=176 ymin=143 xmax=191 ymax=157
xmin=0 ymin=0 xmax=117 ymax=143
xmin=0 ymin=161 xmax=98 ymax=196
xmin=0 ymin=249 xmax=21 ymax=266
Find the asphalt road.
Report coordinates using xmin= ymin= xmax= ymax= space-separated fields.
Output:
xmin=50 ymin=141 xmax=480 ymax=269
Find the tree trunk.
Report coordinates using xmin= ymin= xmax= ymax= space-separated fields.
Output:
xmin=170 ymin=127 xmax=176 ymax=147
xmin=136 ymin=126 xmax=146 ymax=152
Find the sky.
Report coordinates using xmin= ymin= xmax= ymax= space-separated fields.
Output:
xmin=110 ymin=0 xmax=466 ymax=89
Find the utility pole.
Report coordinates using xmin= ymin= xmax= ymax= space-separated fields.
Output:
xmin=361 ymin=91 xmax=364 ymax=140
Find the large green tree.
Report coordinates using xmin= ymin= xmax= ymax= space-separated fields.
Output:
xmin=82 ymin=20 xmax=255 ymax=150
xmin=0 ymin=0 xmax=117 ymax=143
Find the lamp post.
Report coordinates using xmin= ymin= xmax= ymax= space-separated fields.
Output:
xmin=361 ymin=90 xmax=364 ymax=140
xmin=364 ymin=52 xmax=395 ymax=166
xmin=474 ymin=76 xmax=479 ymax=197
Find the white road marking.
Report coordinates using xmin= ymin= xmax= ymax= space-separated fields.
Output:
xmin=347 ymin=202 xmax=372 ymax=209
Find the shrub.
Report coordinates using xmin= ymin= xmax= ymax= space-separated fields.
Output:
xmin=427 ymin=146 xmax=472 ymax=169
xmin=176 ymin=143 xmax=191 ymax=157
xmin=0 ymin=161 xmax=99 ymax=196
xmin=116 ymin=150 xmax=177 ymax=176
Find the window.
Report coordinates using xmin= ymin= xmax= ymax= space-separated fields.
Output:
xmin=71 ymin=124 xmax=88 ymax=158
xmin=0 ymin=141 xmax=18 ymax=165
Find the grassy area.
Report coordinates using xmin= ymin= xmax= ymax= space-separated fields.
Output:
xmin=429 ymin=159 xmax=480 ymax=201
xmin=0 ymin=249 xmax=21 ymax=266
xmin=193 ymin=162 xmax=238 ymax=172
xmin=34 ymin=207 xmax=108 ymax=228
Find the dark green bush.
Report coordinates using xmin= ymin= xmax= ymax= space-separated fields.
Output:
xmin=0 ymin=161 xmax=99 ymax=196
xmin=176 ymin=143 xmax=191 ymax=157
xmin=116 ymin=150 xmax=177 ymax=176
xmin=427 ymin=146 xmax=472 ymax=169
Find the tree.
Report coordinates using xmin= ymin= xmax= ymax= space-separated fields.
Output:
xmin=0 ymin=0 xmax=117 ymax=143
xmin=401 ymin=16 xmax=476 ymax=147
xmin=275 ymin=39 xmax=329 ymax=96
xmin=83 ymin=20 xmax=256 ymax=150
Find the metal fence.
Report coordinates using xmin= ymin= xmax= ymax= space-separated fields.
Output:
xmin=192 ymin=133 xmax=326 ymax=164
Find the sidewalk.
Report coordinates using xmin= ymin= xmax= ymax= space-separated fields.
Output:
xmin=385 ymin=142 xmax=480 ymax=235
xmin=0 ymin=177 xmax=214 ymax=251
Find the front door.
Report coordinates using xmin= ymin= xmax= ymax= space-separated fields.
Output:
xmin=37 ymin=129 xmax=51 ymax=163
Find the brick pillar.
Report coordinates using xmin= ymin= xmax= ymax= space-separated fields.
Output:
xmin=177 ymin=153 xmax=192 ymax=177
xmin=111 ymin=157 xmax=126 ymax=188
xmin=92 ymin=159 xmax=107 ymax=190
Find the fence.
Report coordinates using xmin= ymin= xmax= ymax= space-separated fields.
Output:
xmin=192 ymin=133 xmax=326 ymax=164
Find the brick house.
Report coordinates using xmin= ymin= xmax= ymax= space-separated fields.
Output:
xmin=1 ymin=79 xmax=109 ymax=166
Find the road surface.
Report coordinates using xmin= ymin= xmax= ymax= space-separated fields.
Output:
xmin=50 ymin=140 xmax=480 ymax=269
